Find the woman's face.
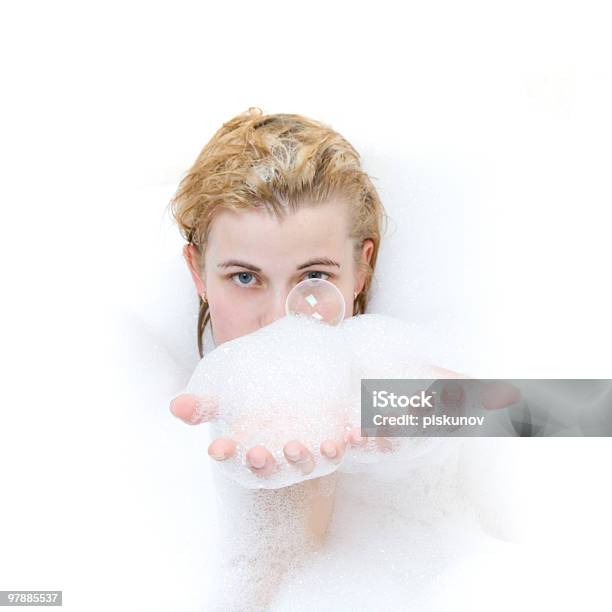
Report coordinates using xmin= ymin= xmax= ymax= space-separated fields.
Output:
xmin=183 ymin=198 xmax=374 ymax=346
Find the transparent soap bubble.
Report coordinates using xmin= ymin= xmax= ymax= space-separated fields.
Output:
xmin=285 ymin=278 xmax=346 ymax=326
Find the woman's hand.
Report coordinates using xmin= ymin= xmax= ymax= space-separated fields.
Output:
xmin=170 ymin=393 xmax=358 ymax=477
xmin=170 ymin=372 xmax=521 ymax=477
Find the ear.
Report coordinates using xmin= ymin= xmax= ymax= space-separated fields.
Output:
xmin=355 ymin=239 xmax=374 ymax=294
xmin=183 ymin=244 xmax=206 ymax=297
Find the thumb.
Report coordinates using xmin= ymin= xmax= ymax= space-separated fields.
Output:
xmin=170 ymin=393 xmax=218 ymax=425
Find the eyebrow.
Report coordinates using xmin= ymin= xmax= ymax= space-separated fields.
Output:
xmin=217 ymin=257 xmax=341 ymax=272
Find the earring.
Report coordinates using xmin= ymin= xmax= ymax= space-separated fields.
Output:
xmin=354 ymin=291 xmax=358 ymax=300
xmin=201 ymin=292 xmax=207 ymax=303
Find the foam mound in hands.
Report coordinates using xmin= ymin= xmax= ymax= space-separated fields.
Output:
xmin=180 ymin=313 xmax=441 ymax=489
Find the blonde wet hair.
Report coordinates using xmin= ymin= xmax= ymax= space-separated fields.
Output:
xmin=169 ymin=107 xmax=388 ymax=358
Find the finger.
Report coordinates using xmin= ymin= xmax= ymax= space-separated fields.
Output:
xmin=207 ymin=438 xmax=237 ymax=461
xmin=170 ymin=394 xmax=218 ymax=425
xmin=246 ymin=445 xmax=278 ymax=477
xmin=320 ymin=437 xmax=346 ymax=463
xmin=345 ymin=426 xmax=367 ymax=448
xmin=480 ymin=382 xmax=523 ymax=410
xmin=283 ymin=440 xmax=315 ymax=475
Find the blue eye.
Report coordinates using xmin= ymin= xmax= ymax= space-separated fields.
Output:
xmin=232 ymin=272 xmax=257 ymax=287
xmin=230 ymin=270 xmax=331 ymax=288
xmin=305 ymin=271 xmax=330 ymax=280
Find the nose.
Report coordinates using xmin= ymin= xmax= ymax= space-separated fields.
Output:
xmin=259 ymin=289 xmax=289 ymax=328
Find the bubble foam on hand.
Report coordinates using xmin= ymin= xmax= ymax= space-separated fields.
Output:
xmin=184 ymin=314 xmax=352 ymax=489
xmin=182 ymin=312 xmax=443 ymax=489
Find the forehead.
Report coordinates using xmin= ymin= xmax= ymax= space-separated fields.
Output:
xmin=207 ymin=200 xmax=351 ymax=262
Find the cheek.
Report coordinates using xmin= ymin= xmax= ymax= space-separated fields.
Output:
xmin=324 ymin=280 xmax=352 ymax=321
xmin=343 ymin=288 xmax=355 ymax=318
xmin=335 ymin=272 xmax=357 ymax=319
xmin=207 ymin=282 xmax=257 ymax=343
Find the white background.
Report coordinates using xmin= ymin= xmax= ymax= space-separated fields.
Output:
xmin=1 ymin=1 xmax=611 ymax=610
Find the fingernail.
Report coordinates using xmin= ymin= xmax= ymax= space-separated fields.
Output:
xmin=285 ymin=448 xmax=301 ymax=462
xmin=249 ymin=455 xmax=266 ymax=469
xmin=323 ymin=443 xmax=336 ymax=458
xmin=210 ymin=451 xmax=225 ymax=461
xmin=170 ymin=397 xmax=204 ymax=425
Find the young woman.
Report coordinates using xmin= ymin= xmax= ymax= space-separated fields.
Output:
xmin=169 ymin=108 xmax=385 ymax=474
xmin=165 ymin=108 xmax=513 ymax=609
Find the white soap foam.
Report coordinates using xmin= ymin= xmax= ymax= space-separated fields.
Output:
xmin=182 ymin=314 xmax=353 ymax=489
xmin=178 ymin=311 xmax=491 ymax=610
xmin=180 ymin=312 xmax=451 ymax=490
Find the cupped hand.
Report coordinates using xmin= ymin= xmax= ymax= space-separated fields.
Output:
xmin=170 ymin=393 xmax=359 ymax=477
xmin=170 ymin=371 xmax=521 ymax=478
